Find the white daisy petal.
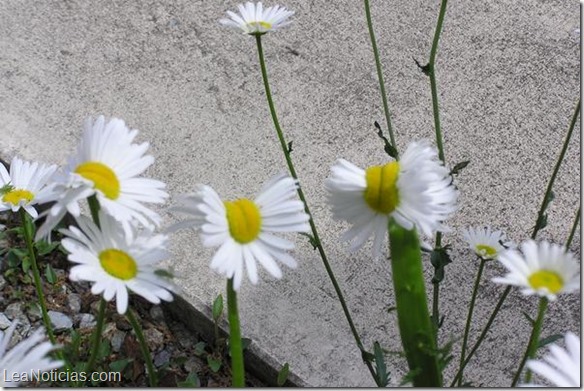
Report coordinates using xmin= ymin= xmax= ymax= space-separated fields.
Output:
xmin=493 ymin=240 xmax=579 ymax=299
xmin=524 ymin=332 xmax=580 ymax=387
xmin=170 ymin=173 xmax=308 ymax=290
xmin=61 ymin=210 xmax=176 ymax=314
xmin=220 ymin=2 xmax=294 ymax=35
xmin=326 ymin=140 xmax=457 ymax=258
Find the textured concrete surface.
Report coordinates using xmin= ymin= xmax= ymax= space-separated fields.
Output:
xmin=0 ymin=0 xmax=580 ymax=387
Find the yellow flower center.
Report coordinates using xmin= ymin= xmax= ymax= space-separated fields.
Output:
xmin=99 ymin=249 xmax=138 ymax=280
xmin=476 ymin=244 xmax=498 ymax=258
xmin=2 ymin=189 xmax=34 ymax=205
xmin=224 ymin=198 xmax=262 ymax=244
xmin=75 ymin=162 xmax=120 ymax=200
xmin=248 ymin=21 xmax=272 ymax=30
xmin=363 ymin=162 xmax=400 ymax=214
xmin=528 ymin=270 xmax=564 ymax=294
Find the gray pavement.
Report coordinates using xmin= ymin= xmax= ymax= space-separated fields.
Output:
xmin=0 ymin=0 xmax=580 ymax=387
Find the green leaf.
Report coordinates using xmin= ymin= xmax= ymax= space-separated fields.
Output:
xmin=373 ymin=341 xmax=389 ymax=387
xmin=21 ymin=255 xmax=31 ymax=274
xmin=35 ymin=240 xmax=60 ymax=256
xmin=241 ymin=337 xmax=252 ymax=351
xmin=45 ymin=264 xmax=57 ymax=284
xmin=6 ymin=250 xmax=21 ymax=268
xmin=287 ymin=141 xmax=293 ymax=153
xmin=0 ymin=182 xmax=15 ymax=195
xmin=430 ymin=245 xmax=452 ymax=284
xmin=98 ymin=339 xmax=111 ymax=359
xmin=374 ymin=121 xmax=398 ymax=159
xmin=521 ymin=311 xmax=535 ymax=326
xmin=298 ymin=232 xmax=317 ymax=250
xmin=194 ymin=341 xmax=206 ymax=356
xmin=154 ymin=268 xmax=175 ymax=279
xmin=399 ymin=368 xmax=422 ymax=386
xmin=178 ymin=372 xmax=200 ymax=388
xmin=212 ymin=294 xmax=223 ymax=322
xmin=361 ymin=350 xmax=375 ymax=363
xmin=450 ymin=160 xmax=470 ymax=176
xmin=109 ymin=358 xmax=133 ymax=373
xmin=538 ymin=334 xmax=563 ymax=349
xmin=207 ymin=356 xmax=222 ymax=373
xmin=386 ymin=306 xmax=397 ymax=313
xmin=277 ymin=363 xmax=290 ymax=386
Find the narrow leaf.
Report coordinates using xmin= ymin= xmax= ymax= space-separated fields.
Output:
xmin=212 ymin=294 xmax=223 ymax=321
xmin=277 ymin=363 xmax=290 ymax=386
xmin=45 ymin=264 xmax=57 ymax=284
xmin=538 ymin=334 xmax=563 ymax=349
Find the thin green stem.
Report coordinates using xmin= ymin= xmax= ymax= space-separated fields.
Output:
xmin=254 ymin=34 xmax=379 ymax=385
xmin=449 ymin=286 xmax=510 ymax=387
xmin=128 ymin=309 xmax=158 ymax=387
xmin=425 ymin=0 xmax=449 ymax=336
xmin=449 ymin=100 xmax=580 ymax=386
xmin=84 ymin=298 xmax=107 ymax=377
xmin=227 ymin=278 xmax=245 ymax=387
xmin=19 ymin=209 xmax=56 ymax=345
xmin=457 ymin=257 xmax=487 ymax=386
xmin=532 ymin=100 xmax=580 ymax=239
xmin=363 ymin=0 xmax=397 ymax=155
xmin=566 ymin=207 xmax=580 ymax=248
xmin=511 ymin=298 xmax=548 ymax=386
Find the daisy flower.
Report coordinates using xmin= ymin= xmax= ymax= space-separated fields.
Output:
xmin=325 ymin=140 xmax=458 ymax=258
xmin=220 ymin=2 xmax=294 ymax=35
xmin=462 ymin=226 xmax=514 ymax=260
xmin=36 ymin=116 xmax=168 ymax=240
xmin=0 ymin=322 xmax=63 ymax=387
xmin=60 ymin=210 xmax=175 ymax=314
xmin=492 ymin=240 xmax=579 ymax=300
xmin=0 ymin=156 xmax=57 ymax=219
xmin=524 ymin=332 xmax=580 ymax=387
xmin=171 ymin=174 xmax=310 ymax=290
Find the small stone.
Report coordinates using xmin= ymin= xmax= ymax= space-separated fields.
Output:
xmin=26 ymin=304 xmax=43 ymax=322
xmin=67 ymin=293 xmax=82 ymax=313
xmin=111 ymin=330 xmax=126 ymax=352
xmin=154 ymin=348 xmax=172 ymax=367
xmin=48 ymin=311 xmax=73 ymax=333
xmin=116 ymin=319 xmax=132 ymax=332
xmin=5 ymin=303 xmax=25 ymax=320
xmin=0 ymin=313 xmax=11 ymax=329
xmin=183 ymin=356 xmax=204 ymax=374
xmin=143 ymin=328 xmax=165 ymax=351
xmin=149 ymin=306 xmax=165 ymax=323
xmin=77 ymin=313 xmax=96 ymax=329
xmin=0 ymin=275 xmax=6 ymax=290
xmin=174 ymin=326 xmax=194 ymax=350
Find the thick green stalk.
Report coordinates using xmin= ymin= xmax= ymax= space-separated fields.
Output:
xmin=363 ymin=0 xmax=397 ymax=155
xmin=511 ymin=298 xmax=548 ymax=386
xmin=19 ymin=210 xmax=56 ymax=345
xmin=449 ymin=100 xmax=580 ymax=386
xmin=388 ymin=219 xmax=442 ymax=387
xmin=457 ymin=257 xmax=486 ymax=386
xmin=227 ymin=278 xmax=245 ymax=387
xmin=254 ymin=34 xmax=379 ymax=384
xmin=426 ymin=0 xmax=449 ymax=334
xmin=128 ymin=309 xmax=158 ymax=386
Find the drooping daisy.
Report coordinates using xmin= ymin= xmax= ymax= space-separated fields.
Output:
xmin=36 ymin=116 xmax=168 ymax=240
xmin=220 ymin=2 xmax=294 ymax=35
xmin=0 ymin=322 xmax=63 ymax=387
xmin=171 ymin=174 xmax=310 ymax=290
xmin=0 ymin=156 xmax=57 ymax=219
xmin=492 ymin=240 xmax=579 ymax=300
xmin=60 ymin=210 xmax=175 ymax=314
xmin=462 ymin=226 xmax=515 ymax=260
xmin=524 ymin=332 xmax=580 ymax=387
xmin=325 ymin=140 xmax=458 ymax=258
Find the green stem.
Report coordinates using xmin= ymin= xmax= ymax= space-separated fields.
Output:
xmin=84 ymin=298 xmax=107 ymax=378
xmin=128 ymin=309 xmax=158 ymax=387
xmin=363 ymin=0 xmax=397 ymax=155
xmin=19 ymin=209 xmax=57 ymax=345
xmin=531 ymin=100 xmax=580 ymax=239
xmin=457 ymin=257 xmax=486 ymax=386
xmin=254 ymin=34 xmax=379 ymax=385
xmin=449 ymin=100 xmax=580 ymax=386
xmin=566 ymin=207 xmax=580 ymax=248
xmin=511 ymin=297 xmax=548 ymax=386
xmin=426 ymin=0 xmax=449 ymax=337
xmin=449 ymin=286 xmax=510 ymax=386
xmin=388 ymin=220 xmax=442 ymax=386
xmin=227 ymin=278 xmax=245 ymax=387
xmin=87 ymin=194 xmax=101 ymax=228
